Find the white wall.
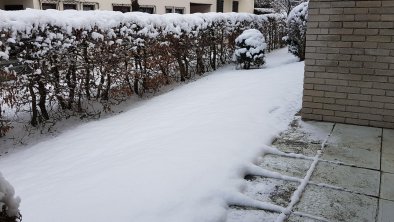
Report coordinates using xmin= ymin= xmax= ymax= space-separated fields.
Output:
xmin=190 ymin=0 xmax=216 ymax=13
xmin=94 ymin=0 xmax=217 ymax=14
xmin=141 ymin=0 xmax=190 ymax=14
xmin=223 ymin=0 xmax=232 ymax=12
xmin=222 ymin=0 xmax=254 ymax=13
xmin=1 ymin=0 xmax=257 ymax=14
xmin=190 ymin=4 xmax=212 ymax=13
xmin=94 ymin=0 xmax=134 ymax=11
xmin=238 ymin=0 xmax=254 ymax=13
xmin=0 ymin=0 xmax=36 ymax=10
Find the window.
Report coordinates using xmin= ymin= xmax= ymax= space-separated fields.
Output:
xmin=83 ymin=4 xmax=95 ymax=11
xmin=139 ymin=5 xmax=155 ymax=14
xmin=174 ymin=7 xmax=185 ymax=14
xmin=113 ymin=5 xmax=131 ymax=13
xmin=4 ymin=5 xmax=24 ymax=10
xmin=190 ymin=3 xmax=211 ymax=13
xmin=165 ymin=7 xmax=174 ymax=13
xmin=42 ymin=3 xmax=57 ymax=10
xmin=216 ymin=0 xmax=224 ymax=12
xmin=63 ymin=3 xmax=77 ymax=10
xmin=232 ymin=1 xmax=239 ymax=12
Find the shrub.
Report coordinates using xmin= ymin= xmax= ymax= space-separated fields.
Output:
xmin=284 ymin=1 xmax=308 ymax=61
xmin=0 ymin=173 xmax=21 ymax=222
xmin=234 ymin=29 xmax=267 ymax=69
xmin=0 ymin=120 xmax=12 ymax=138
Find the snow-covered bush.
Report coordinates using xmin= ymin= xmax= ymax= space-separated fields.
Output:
xmin=0 ymin=119 xmax=11 ymax=138
xmin=284 ymin=1 xmax=308 ymax=61
xmin=0 ymin=173 xmax=21 ymax=222
xmin=0 ymin=10 xmax=286 ymax=132
xmin=234 ymin=29 xmax=267 ymax=69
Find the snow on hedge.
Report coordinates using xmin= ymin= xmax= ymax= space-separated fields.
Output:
xmin=0 ymin=172 xmax=21 ymax=217
xmin=284 ymin=1 xmax=308 ymax=60
xmin=234 ymin=29 xmax=266 ymax=69
xmin=287 ymin=2 xmax=308 ymax=24
xmin=0 ymin=9 xmax=282 ymax=31
xmin=0 ymin=10 xmax=285 ymax=59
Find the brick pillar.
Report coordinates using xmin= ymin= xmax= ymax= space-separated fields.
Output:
xmin=302 ymin=0 xmax=394 ymax=129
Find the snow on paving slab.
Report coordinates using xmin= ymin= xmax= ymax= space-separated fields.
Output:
xmin=0 ymin=48 xmax=303 ymax=222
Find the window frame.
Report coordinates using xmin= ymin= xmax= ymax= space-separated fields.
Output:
xmin=165 ymin=6 xmax=174 ymax=13
xmin=232 ymin=1 xmax=239 ymax=12
xmin=63 ymin=3 xmax=78 ymax=10
xmin=216 ymin=0 xmax=224 ymax=12
xmin=139 ymin=5 xmax=156 ymax=14
xmin=82 ymin=3 xmax=96 ymax=11
xmin=174 ymin=7 xmax=185 ymax=14
xmin=4 ymin=5 xmax=24 ymax=10
xmin=113 ymin=4 xmax=131 ymax=13
xmin=41 ymin=2 xmax=58 ymax=10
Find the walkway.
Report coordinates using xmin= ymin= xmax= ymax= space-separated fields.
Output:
xmin=227 ymin=118 xmax=394 ymax=222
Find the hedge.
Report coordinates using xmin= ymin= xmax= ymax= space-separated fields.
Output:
xmin=0 ymin=10 xmax=286 ymax=134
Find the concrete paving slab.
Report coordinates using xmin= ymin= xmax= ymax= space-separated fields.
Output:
xmin=382 ymin=154 xmax=394 ymax=174
xmin=311 ymin=161 xmax=380 ymax=196
xmin=272 ymin=141 xmax=320 ymax=157
xmin=287 ymin=214 xmax=326 ymax=222
xmin=377 ymin=199 xmax=394 ymax=222
xmin=226 ymin=207 xmax=278 ymax=222
xmin=381 ymin=173 xmax=394 ymax=201
xmin=321 ymin=145 xmax=380 ymax=170
xmin=272 ymin=120 xmax=333 ymax=157
xmin=327 ymin=123 xmax=381 ymax=152
xmin=259 ymin=154 xmax=312 ymax=178
xmin=382 ymin=129 xmax=394 ymax=154
xmin=244 ymin=176 xmax=298 ymax=207
xmin=382 ymin=129 xmax=394 ymax=173
xmin=277 ymin=120 xmax=334 ymax=142
xmin=294 ymin=184 xmax=378 ymax=222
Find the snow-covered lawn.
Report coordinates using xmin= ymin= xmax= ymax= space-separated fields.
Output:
xmin=0 ymin=48 xmax=303 ymax=222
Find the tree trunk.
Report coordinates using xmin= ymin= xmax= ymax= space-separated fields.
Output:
xmin=28 ymin=82 xmax=38 ymax=126
xmin=66 ymin=64 xmax=76 ymax=109
xmin=176 ymin=56 xmax=186 ymax=82
xmin=83 ymin=46 xmax=91 ymax=100
xmin=102 ymin=73 xmax=111 ymax=100
xmin=37 ymin=80 xmax=49 ymax=121
xmin=97 ymin=65 xmax=105 ymax=99
xmin=52 ymin=58 xmax=66 ymax=109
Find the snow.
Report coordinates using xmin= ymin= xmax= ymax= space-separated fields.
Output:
xmin=0 ymin=9 xmax=276 ymax=38
xmin=283 ymin=1 xmax=308 ymax=60
xmin=0 ymin=172 xmax=21 ymax=217
xmin=235 ymin=29 xmax=265 ymax=48
xmin=0 ymin=48 xmax=303 ymax=222
xmin=287 ymin=2 xmax=308 ymax=24
xmin=234 ymin=29 xmax=266 ymax=60
xmin=276 ymin=120 xmax=333 ymax=222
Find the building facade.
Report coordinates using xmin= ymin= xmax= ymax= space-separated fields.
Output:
xmin=0 ymin=0 xmax=255 ymax=14
xmin=302 ymin=0 xmax=394 ymax=129
xmin=217 ymin=0 xmax=254 ymax=13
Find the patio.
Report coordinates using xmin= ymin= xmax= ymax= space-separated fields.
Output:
xmin=227 ymin=118 xmax=394 ymax=222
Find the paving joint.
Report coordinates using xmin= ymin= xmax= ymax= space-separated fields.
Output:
xmin=292 ymin=211 xmax=330 ymax=222
xmin=376 ymin=128 xmax=384 ymax=222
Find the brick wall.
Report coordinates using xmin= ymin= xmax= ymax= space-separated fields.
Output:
xmin=302 ymin=0 xmax=394 ymax=129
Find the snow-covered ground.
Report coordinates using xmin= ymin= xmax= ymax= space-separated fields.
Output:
xmin=0 ymin=48 xmax=303 ymax=222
